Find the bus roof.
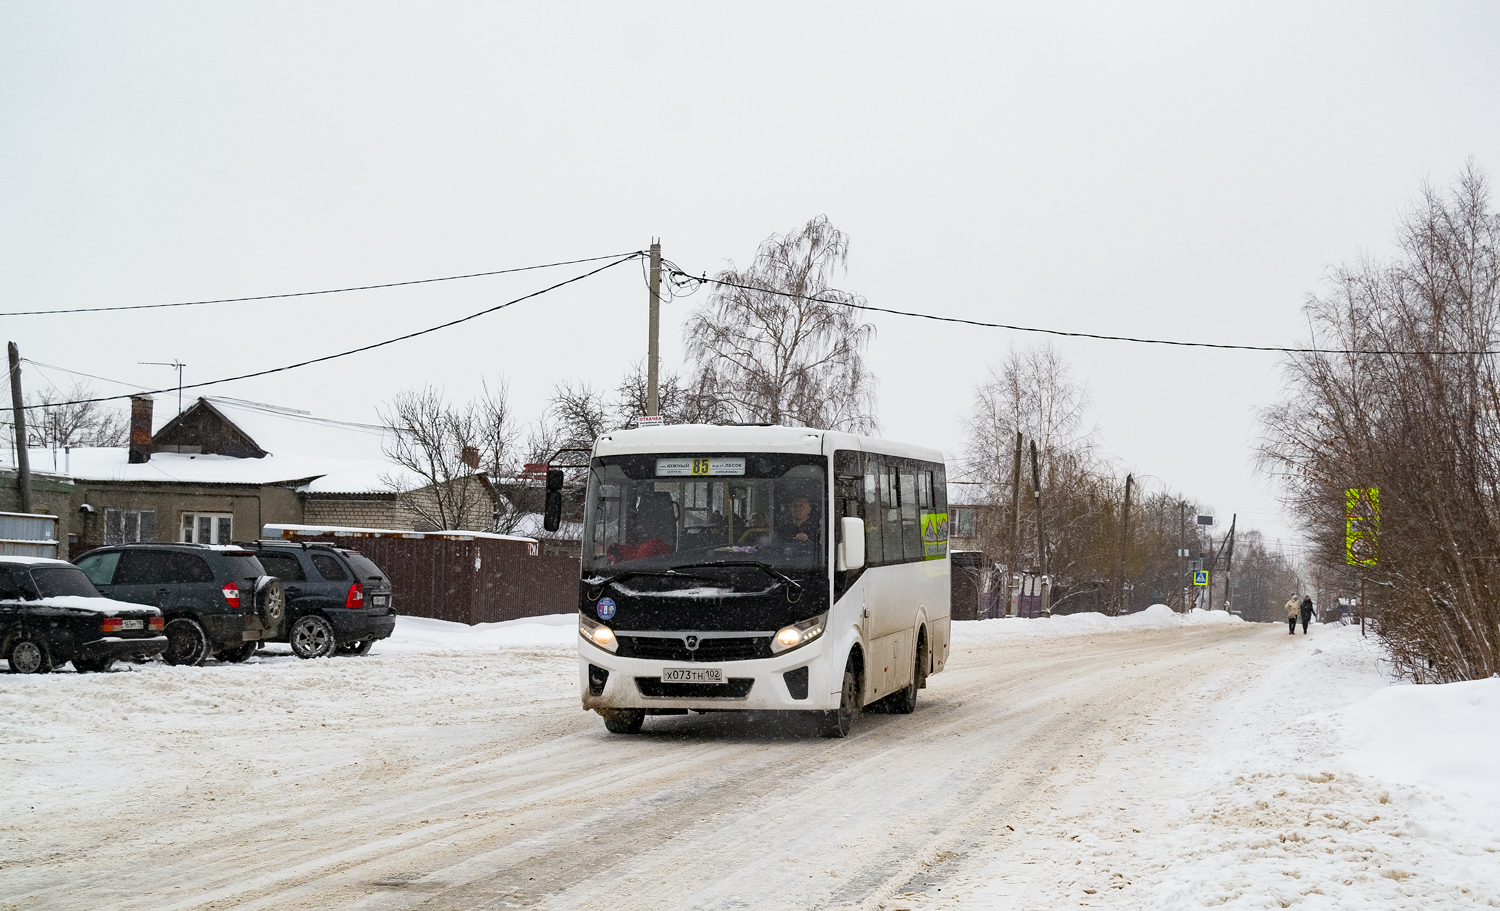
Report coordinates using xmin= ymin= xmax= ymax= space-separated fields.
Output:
xmin=593 ymin=424 xmax=945 ymax=464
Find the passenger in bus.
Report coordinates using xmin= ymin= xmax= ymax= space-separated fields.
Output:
xmin=776 ymin=495 xmax=821 ymax=546
xmin=606 ymin=492 xmax=676 ymax=563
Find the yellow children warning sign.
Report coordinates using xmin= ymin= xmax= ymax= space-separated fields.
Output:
xmin=921 ymin=512 xmax=949 ymax=560
xmin=1345 ymin=487 xmax=1379 ymax=566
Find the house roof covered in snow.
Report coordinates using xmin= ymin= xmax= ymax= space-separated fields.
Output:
xmin=13 ymin=396 xmax=419 ymax=493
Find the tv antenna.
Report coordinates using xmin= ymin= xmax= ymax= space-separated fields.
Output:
xmin=139 ymin=360 xmax=187 ymax=415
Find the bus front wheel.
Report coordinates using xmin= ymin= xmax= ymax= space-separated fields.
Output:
xmin=601 ymin=709 xmax=645 ymax=735
xmin=819 ymin=663 xmax=859 ymax=738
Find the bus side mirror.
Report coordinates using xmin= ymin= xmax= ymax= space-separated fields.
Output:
xmin=839 ymin=517 xmax=865 ymax=571
xmin=543 ymin=469 xmax=564 ymax=533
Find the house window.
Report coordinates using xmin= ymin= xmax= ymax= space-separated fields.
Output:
xmin=953 ymin=507 xmax=977 ymax=539
xmin=181 ymin=512 xmax=234 ymax=545
xmin=104 ymin=509 xmax=155 ymax=545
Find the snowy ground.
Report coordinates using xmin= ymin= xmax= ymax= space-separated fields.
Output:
xmin=1 ymin=608 xmax=1495 ymax=909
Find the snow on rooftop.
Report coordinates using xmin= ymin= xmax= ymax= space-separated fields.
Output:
xmin=263 ymin=523 xmax=537 ymax=544
xmin=15 ymin=446 xmax=413 ymax=492
xmin=159 ymin=396 xmax=392 ymax=461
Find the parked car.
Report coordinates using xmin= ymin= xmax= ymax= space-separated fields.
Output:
xmin=240 ymin=541 xmax=395 ymax=659
xmin=1 ymin=556 xmax=168 ymax=673
xmin=74 ymin=544 xmax=285 ymax=666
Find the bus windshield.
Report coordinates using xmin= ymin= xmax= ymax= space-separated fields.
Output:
xmin=582 ymin=453 xmax=827 ymax=574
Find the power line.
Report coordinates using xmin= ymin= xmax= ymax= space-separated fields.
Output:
xmin=2 ymin=251 xmax=644 ymax=317
xmin=22 ymin=253 xmax=642 ymax=410
xmin=668 ymin=269 xmax=1496 ymax=357
xmin=21 ymin=359 xmax=145 ymax=389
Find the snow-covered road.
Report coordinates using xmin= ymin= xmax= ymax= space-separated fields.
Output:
xmin=3 ymin=611 xmax=1496 ymax=910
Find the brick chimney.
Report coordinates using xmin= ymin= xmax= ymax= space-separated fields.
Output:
xmin=461 ymin=446 xmax=480 ymax=470
xmin=128 ymin=395 xmax=154 ymax=464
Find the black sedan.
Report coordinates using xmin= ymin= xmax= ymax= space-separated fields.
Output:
xmin=1 ymin=556 xmax=167 ymax=673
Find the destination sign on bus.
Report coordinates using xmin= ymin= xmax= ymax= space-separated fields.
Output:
xmin=655 ymin=458 xmax=746 ymax=477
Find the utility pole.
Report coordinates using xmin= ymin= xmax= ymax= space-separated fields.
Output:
xmin=1009 ymin=429 xmax=1022 ymax=615
xmin=1113 ymin=474 xmax=1133 ymax=616
xmin=1222 ymin=514 xmax=1237 ymax=612
xmin=7 ymin=342 xmax=33 ymax=512
xmin=1179 ymin=501 xmax=1187 ymax=613
xmin=646 ymin=241 xmax=662 ymax=418
xmin=1030 ymin=440 xmax=1050 ymax=615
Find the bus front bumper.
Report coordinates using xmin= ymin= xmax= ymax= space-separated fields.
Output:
xmin=578 ymin=635 xmax=840 ymax=713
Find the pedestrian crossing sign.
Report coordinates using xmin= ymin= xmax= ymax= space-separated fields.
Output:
xmin=1193 ymin=570 xmax=1209 ymax=586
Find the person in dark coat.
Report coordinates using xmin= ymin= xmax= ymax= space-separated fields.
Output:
xmin=1299 ymin=594 xmax=1315 ymax=634
xmin=776 ymin=495 xmax=821 ymax=546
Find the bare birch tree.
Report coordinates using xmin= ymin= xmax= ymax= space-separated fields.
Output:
xmin=379 ymin=383 xmax=519 ymax=532
xmin=1259 ymin=163 xmax=1500 ymax=681
xmin=683 ymin=216 xmax=878 ymax=431
xmin=24 ymin=381 xmax=127 ymax=447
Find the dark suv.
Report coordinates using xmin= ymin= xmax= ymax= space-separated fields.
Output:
xmin=74 ymin=544 xmax=285 ymax=666
xmin=241 ymin=541 xmax=395 ymax=659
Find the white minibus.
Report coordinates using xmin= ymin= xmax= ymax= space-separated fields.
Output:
xmin=548 ymin=424 xmax=950 ymax=737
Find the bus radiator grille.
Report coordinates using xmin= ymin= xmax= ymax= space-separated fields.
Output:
xmin=618 ymin=636 xmax=772 ymax=662
xmin=635 ymin=678 xmax=755 ymax=698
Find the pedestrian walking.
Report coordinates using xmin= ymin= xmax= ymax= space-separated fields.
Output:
xmin=1284 ymin=594 xmax=1300 ymax=635
xmin=1300 ymin=595 xmax=1315 ymax=634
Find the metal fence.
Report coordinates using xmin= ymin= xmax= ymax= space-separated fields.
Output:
xmin=0 ymin=512 xmax=59 ymax=558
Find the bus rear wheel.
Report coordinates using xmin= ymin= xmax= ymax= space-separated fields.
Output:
xmin=601 ymin=709 xmax=645 ymax=735
xmin=819 ymin=663 xmax=859 ymax=738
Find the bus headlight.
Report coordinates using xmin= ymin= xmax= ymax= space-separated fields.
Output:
xmin=771 ymin=613 xmax=827 ymax=654
xmin=579 ymin=613 xmax=618 ymax=653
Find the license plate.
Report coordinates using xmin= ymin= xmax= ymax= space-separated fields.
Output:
xmin=660 ymin=667 xmax=724 ymax=685
xmin=372 ymin=595 xmax=389 ymax=607
xmin=121 ymin=619 xmax=143 ymax=630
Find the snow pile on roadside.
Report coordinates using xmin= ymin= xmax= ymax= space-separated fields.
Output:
xmin=953 ymin=603 xmax=1243 ymax=643
xmin=1341 ymin=676 xmax=1500 ymax=809
xmin=950 ymin=623 xmax=1500 ymax=909
xmin=376 ymin=613 xmax=576 ymax=653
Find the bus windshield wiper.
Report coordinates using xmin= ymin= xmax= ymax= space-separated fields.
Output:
xmin=668 ymin=561 xmax=803 ymax=593
xmin=589 ymin=568 xmax=718 ymax=587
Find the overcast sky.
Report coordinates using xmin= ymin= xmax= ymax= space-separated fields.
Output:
xmin=4 ymin=2 xmax=1498 ymax=551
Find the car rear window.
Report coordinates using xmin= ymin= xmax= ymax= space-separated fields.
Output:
xmin=29 ymin=566 xmax=102 ymax=598
xmin=343 ymin=553 xmax=386 ymax=583
xmin=223 ymin=554 xmax=266 ymax=582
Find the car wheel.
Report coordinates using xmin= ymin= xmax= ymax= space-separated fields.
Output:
xmin=162 ymin=618 xmax=210 ymax=667
xmin=819 ymin=661 xmax=860 ymax=738
xmin=601 ymin=709 xmax=646 ymax=734
xmin=217 ymin=641 xmax=257 ymax=663
xmin=8 ymin=637 xmax=51 ymax=674
xmin=337 ymin=639 xmax=375 ymax=656
xmin=289 ymin=615 xmax=336 ymax=659
xmin=255 ymin=577 xmax=285 ymax=633
xmin=73 ymin=656 xmax=115 ymax=673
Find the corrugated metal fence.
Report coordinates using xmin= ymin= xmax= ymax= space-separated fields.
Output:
xmin=0 ymin=512 xmax=59 ymax=558
xmin=266 ymin=526 xmax=576 ymax=625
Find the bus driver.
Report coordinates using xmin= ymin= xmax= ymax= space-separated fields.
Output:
xmin=776 ymin=495 xmax=821 ymax=545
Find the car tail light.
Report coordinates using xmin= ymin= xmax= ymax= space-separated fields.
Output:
xmin=148 ymin=617 xmax=164 ymax=631
xmin=345 ymin=583 xmax=364 ymax=610
xmin=222 ymin=583 xmax=241 ymax=608
xmin=102 ymin=618 xmax=123 ymax=633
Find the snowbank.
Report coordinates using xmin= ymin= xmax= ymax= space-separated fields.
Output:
xmin=952 ymin=603 xmax=1243 ymax=643
xmin=1341 ymin=676 xmax=1500 ymax=809
xmin=376 ymin=613 xmax=577 ymax=653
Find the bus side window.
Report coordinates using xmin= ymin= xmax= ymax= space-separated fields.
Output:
xmin=882 ymin=458 xmax=904 ymax=563
xmin=833 ymin=450 xmax=863 ymax=555
xmin=899 ymin=464 xmax=921 ymax=562
xmin=863 ymin=453 xmax=883 ymax=565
